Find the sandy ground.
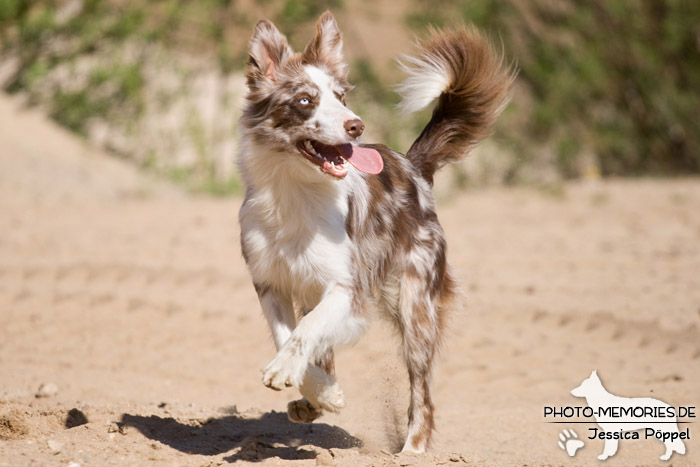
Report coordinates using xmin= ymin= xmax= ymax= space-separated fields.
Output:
xmin=1 ymin=94 xmax=699 ymax=466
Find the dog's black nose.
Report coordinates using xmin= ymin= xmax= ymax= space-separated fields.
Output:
xmin=344 ymin=118 xmax=365 ymax=138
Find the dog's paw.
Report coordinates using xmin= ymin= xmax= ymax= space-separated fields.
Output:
xmin=262 ymin=346 xmax=307 ymax=390
xmin=299 ymin=365 xmax=346 ymax=413
xmin=287 ymin=398 xmax=323 ymax=423
xmin=316 ymin=382 xmax=345 ymax=413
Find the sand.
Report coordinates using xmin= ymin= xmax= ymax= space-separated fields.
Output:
xmin=1 ymin=94 xmax=699 ymax=466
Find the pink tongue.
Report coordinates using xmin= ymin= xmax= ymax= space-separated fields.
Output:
xmin=339 ymin=144 xmax=383 ymax=175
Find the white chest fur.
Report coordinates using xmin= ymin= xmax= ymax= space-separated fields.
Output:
xmin=239 ymin=178 xmax=353 ymax=306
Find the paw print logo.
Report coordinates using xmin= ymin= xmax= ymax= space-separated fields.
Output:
xmin=557 ymin=428 xmax=584 ymax=457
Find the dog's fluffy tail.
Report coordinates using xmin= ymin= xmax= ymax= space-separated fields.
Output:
xmin=397 ymin=27 xmax=514 ymax=184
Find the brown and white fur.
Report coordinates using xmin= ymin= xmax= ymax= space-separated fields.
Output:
xmin=237 ymin=12 xmax=513 ymax=453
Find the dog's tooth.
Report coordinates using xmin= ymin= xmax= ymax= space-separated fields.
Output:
xmin=306 ymin=142 xmax=319 ymax=156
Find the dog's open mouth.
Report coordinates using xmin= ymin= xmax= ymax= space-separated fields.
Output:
xmin=297 ymin=140 xmax=351 ymax=178
xmin=296 ymin=140 xmax=384 ymax=178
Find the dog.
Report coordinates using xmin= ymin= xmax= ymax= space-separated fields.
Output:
xmin=571 ymin=370 xmax=687 ymax=461
xmin=237 ymin=11 xmax=512 ymax=452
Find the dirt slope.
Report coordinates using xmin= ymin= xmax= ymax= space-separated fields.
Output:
xmin=0 ymin=94 xmax=181 ymax=203
xmin=1 ymin=93 xmax=699 ymax=466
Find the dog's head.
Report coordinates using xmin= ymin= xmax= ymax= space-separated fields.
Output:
xmin=571 ymin=370 xmax=602 ymax=398
xmin=240 ymin=11 xmax=382 ymax=179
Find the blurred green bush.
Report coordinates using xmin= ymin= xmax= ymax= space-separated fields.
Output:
xmin=1 ymin=0 xmax=699 ymax=192
xmin=411 ymin=0 xmax=700 ymax=178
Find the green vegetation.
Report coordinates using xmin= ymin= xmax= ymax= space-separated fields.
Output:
xmin=1 ymin=2 xmax=149 ymax=133
xmin=48 ymin=63 xmax=144 ymax=135
xmin=0 ymin=0 xmax=255 ymax=194
xmin=279 ymin=0 xmax=343 ymax=28
xmin=409 ymin=0 xmax=700 ymax=178
xmin=1 ymin=0 xmax=698 ymax=195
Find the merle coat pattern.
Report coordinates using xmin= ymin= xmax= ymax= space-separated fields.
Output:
xmin=237 ymin=12 xmax=513 ymax=452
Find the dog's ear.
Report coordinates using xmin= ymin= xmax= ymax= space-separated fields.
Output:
xmin=302 ymin=11 xmax=348 ymax=78
xmin=247 ymin=20 xmax=293 ymax=84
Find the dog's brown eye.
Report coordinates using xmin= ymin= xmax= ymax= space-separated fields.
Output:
xmin=299 ymin=97 xmax=310 ymax=105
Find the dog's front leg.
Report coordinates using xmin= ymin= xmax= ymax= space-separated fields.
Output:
xmin=262 ymin=285 xmax=364 ymax=391
xmin=257 ymin=287 xmax=296 ymax=351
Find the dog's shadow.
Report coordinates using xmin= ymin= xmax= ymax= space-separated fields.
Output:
xmin=120 ymin=409 xmax=362 ymax=463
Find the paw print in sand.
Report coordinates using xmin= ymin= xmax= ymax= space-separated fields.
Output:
xmin=558 ymin=428 xmax=584 ymax=457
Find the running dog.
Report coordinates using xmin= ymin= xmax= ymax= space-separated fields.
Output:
xmin=237 ymin=11 xmax=512 ymax=452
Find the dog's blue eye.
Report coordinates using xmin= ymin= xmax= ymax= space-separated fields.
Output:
xmin=299 ymin=97 xmax=310 ymax=105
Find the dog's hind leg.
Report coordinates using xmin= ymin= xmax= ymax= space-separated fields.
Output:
xmin=396 ymin=271 xmax=443 ymax=453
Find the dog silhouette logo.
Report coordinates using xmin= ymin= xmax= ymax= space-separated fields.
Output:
xmin=570 ymin=370 xmax=687 ymax=461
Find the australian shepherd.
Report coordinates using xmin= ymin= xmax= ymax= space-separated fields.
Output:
xmin=237 ymin=11 xmax=513 ymax=452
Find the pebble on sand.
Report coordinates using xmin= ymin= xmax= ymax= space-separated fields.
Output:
xmin=35 ymin=382 xmax=59 ymax=398
xmin=65 ymin=408 xmax=89 ymax=428
xmin=47 ymin=439 xmax=63 ymax=453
